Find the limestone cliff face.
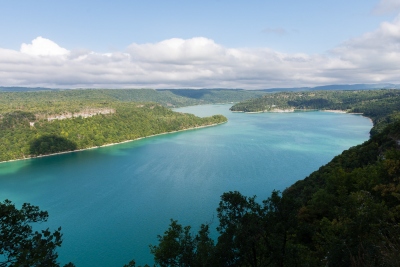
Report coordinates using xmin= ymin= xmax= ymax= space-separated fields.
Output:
xmin=42 ymin=108 xmax=115 ymax=121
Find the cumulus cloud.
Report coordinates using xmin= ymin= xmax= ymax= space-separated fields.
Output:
xmin=328 ymin=15 xmax=400 ymax=82
xmin=20 ymin=36 xmax=70 ymax=57
xmin=1 ymin=17 xmax=400 ymax=89
xmin=128 ymin=38 xmax=214 ymax=61
xmin=373 ymin=0 xmax=400 ymax=15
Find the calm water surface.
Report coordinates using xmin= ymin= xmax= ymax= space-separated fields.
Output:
xmin=0 ymin=105 xmax=372 ymax=266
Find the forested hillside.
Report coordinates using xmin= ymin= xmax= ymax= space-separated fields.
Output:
xmin=0 ymin=88 xmax=270 ymax=161
xmin=230 ymin=89 xmax=400 ymax=135
xmin=0 ymin=89 xmax=198 ymax=114
xmin=157 ymin=89 xmax=265 ymax=103
xmin=131 ymin=116 xmax=400 ymax=267
xmin=2 ymin=88 xmax=400 ymax=266
xmin=0 ymin=88 xmax=266 ymax=113
xmin=0 ymin=96 xmax=227 ymax=162
xmin=4 ymin=98 xmax=400 ymax=267
xmin=130 ymin=89 xmax=400 ymax=267
xmin=263 ymin=83 xmax=400 ymax=92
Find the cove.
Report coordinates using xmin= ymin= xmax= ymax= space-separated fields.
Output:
xmin=0 ymin=104 xmax=372 ymax=266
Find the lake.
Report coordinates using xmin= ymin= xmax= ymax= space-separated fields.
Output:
xmin=0 ymin=104 xmax=372 ymax=266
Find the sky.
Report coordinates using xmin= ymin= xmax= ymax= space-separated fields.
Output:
xmin=1 ymin=0 xmax=400 ymax=89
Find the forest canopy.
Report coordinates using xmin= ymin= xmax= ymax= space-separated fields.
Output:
xmin=0 ymin=90 xmax=229 ymax=162
xmin=230 ymin=89 xmax=400 ymax=135
xmin=2 ymin=88 xmax=400 ymax=266
xmin=131 ymin=119 xmax=400 ymax=267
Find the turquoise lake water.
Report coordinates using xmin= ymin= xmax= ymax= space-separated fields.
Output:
xmin=0 ymin=104 xmax=372 ymax=266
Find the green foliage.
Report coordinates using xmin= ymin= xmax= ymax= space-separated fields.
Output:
xmin=285 ymin=119 xmax=400 ymax=266
xmin=141 ymin=119 xmax=400 ymax=267
xmin=0 ymin=88 xmax=265 ymax=115
xmin=3 ymin=88 xmax=400 ymax=266
xmin=0 ymin=102 xmax=227 ymax=162
xmin=0 ymin=111 xmax=35 ymax=129
xmin=158 ymin=89 xmax=266 ymax=104
xmin=29 ymin=135 xmax=78 ymax=155
xmin=0 ymin=200 xmax=74 ymax=267
xmin=230 ymin=89 xmax=400 ymax=135
xmin=150 ymin=220 xmax=214 ymax=267
xmin=122 ymin=260 xmax=150 ymax=267
xmin=147 ymin=191 xmax=306 ymax=267
xmin=213 ymin=191 xmax=307 ymax=267
xmin=0 ymin=89 xmax=233 ymax=162
xmin=215 ymin=191 xmax=267 ymax=267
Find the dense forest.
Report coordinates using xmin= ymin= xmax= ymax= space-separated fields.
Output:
xmin=128 ymin=118 xmax=400 ymax=267
xmin=0 ymin=88 xmax=266 ymax=114
xmin=0 ymin=89 xmax=232 ymax=162
xmin=157 ymin=89 xmax=266 ymax=104
xmin=2 ymin=88 xmax=400 ymax=266
xmin=129 ymin=89 xmax=400 ymax=266
xmin=0 ymin=88 xmax=270 ymax=161
xmin=4 ymin=118 xmax=399 ymax=267
xmin=230 ymin=89 xmax=400 ymax=135
xmin=0 ymin=102 xmax=226 ymax=162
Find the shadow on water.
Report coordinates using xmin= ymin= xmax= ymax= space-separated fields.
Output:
xmin=0 ymin=135 xmax=149 ymax=176
xmin=29 ymin=135 xmax=78 ymax=156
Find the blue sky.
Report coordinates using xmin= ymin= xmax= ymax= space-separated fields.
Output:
xmin=1 ymin=0 xmax=400 ymax=89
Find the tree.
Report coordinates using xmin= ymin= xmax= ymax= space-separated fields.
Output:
xmin=0 ymin=199 xmax=74 ymax=267
xmin=150 ymin=220 xmax=194 ymax=267
xmin=149 ymin=219 xmax=215 ymax=267
xmin=122 ymin=259 xmax=150 ymax=267
xmin=215 ymin=191 xmax=303 ymax=267
xmin=215 ymin=191 xmax=266 ymax=267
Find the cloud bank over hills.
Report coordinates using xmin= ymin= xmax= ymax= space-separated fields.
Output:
xmin=1 ymin=14 xmax=400 ymax=89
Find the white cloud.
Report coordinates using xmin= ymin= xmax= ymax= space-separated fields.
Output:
xmin=1 ymin=17 xmax=400 ymax=89
xmin=127 ymin=37 xmax=227 ymax=64
xmin=20 ymin=36 xmax=70 ymax=57
xmin=373 ymin=0 xmax=400 ymax=15
xmin=328 ymin=15 xmax=400 ymax=82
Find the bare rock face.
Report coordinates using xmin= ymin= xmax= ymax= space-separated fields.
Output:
xmin=45 ymin=108 xmax=115 ymax=121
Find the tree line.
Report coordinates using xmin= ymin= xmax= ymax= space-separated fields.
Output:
xmin=0 ymin=88 xmax=266 ymax=115
xmin=2 ymin=88 xmax=400 ymax=266
xmin=0 ymin=102 xmax=227 ymax=162
xmin=230 ymin=89 xmax=400 ymax=135
xmin=131 ymin=118 xmax=400 ymax=266
xmin=3 ymin=119 xmax=399 ymax=266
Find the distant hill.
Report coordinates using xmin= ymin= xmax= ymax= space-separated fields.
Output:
xmin=2 ymin=84 xmax=400 ymax=93
xmin=230 ymin=89 xmax=400 ymax=135
xmin=263 ymin=83 xmax=400 ymax=92
xmin=0 ymin=89 xmax=267 ymax=112
xmin=156 ymin=88 xmax=265 ymax=103
xmin=0 ymin=87 xmax=57 ymax=92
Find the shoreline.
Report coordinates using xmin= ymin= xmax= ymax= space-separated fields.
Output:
xmin=241 ymin=108 xmax=341 ymax=114
xmin=321 ymin=109 xmax=347 ymax=114
xmin=0 ymin=121 xmax=227 ymax=164
xmin=240 ymin=108 xmax=368 ymax=116
xmin=233 ymin=108 xmax=296 ymax=114
xmin=238 ymin=108 xmax=374 ymax=126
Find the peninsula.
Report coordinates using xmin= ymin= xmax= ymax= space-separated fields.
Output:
xmin=0 ymin=91 xmax=228 ymax=162
xmin=230 ymin=89 xmax=400 ymax=135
